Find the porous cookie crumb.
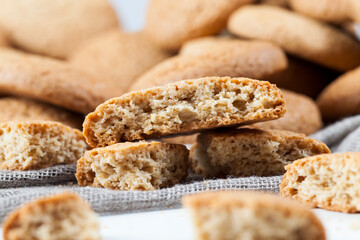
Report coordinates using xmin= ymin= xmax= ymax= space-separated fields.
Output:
xmin=2 ymin=192 xmax=100 ymax=240
xmin=76 ymin=141 xmax=189 ymax=190
xmin=0 ymin=121 xmax=88 ymax=170
xmin=190 ymin=128 xmax=330 ymax=177
xmin=281 ymin=152 xmax=360 ymax=213
xmin=84 ymin=77 xmax=286 ymax=147
xmin=183 ymin=191 xmax=326 ymax=240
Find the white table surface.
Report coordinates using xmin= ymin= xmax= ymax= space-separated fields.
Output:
xmin=2 ymin=208 xmax=359 ymax=239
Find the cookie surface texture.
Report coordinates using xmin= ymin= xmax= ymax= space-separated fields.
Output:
xmin=76 ymin=141 xmax=189 ymax=190
xmin=281 ymin=152 xmax=360 ymax=213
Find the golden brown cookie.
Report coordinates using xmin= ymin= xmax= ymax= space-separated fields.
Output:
xmin=264 ymin=56 xmax=336 ymax=98
xmin=0 ymin=97 xmax=83 ymax=129
xmin=228 ymin=5 xmax=360 ymax=71
xmin=290 ymin=0 xmax=351 ymax=23
xmin=281 ymin=152 xmax=360 ymax=213
xmin=0 ymin=121 xmax=88 ymax=171
xmin=129 ymin=38 xmax=287 ymax=91
xmin=84 ymin=77 xmax=286 ymax=147
xmin=164 ymin=89 xmax=323 ymax=145
xmin=76 ymin=141 xmax=189 ymax=191
xmin=254 ymin=89 xmax=323 ymax=135
xmin=70 ymin=30 xmax=170 ymax=100
xmin=3 ymin=192 xmax=100 ymax=240
xmin=189 ymin=127 xmax=330 ymax=177
xmin=145 ymin=0 xmax=255 ymax=51
xmin=0 ymin=49 xmax=103 ymax=114
xmin=0 ymin=0 xmax=119 ymax=59
xmin=317 ymin=66 xmax=360 ymax=121
xmin=183 ymin=191 xmax=326 ymax=240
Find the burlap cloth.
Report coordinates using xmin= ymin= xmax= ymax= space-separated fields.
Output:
xmin=0 ymin=115 xmax=359 ymax=220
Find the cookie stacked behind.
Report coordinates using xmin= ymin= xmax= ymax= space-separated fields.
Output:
xmin=78 ymin=76 xmax=287 ymax=190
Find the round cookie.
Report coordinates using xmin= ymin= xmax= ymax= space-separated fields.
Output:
xmin=0 ymin=49 xmax=103 ymax=114
xmin=290 ymin=0 xmax=351 ymax=23
xmin=228 ymin=5 xmax=360 ymax=71
xmin=0 ymin=97 xmax=83 ymax=129
xmin=254 ymin=89 xmax=323 ymax=135
xmin=129 ymin=38 xmax=287 ymax=91
xmin=145 ymin=0 xmax=255 ymax=51
xmin=317 ymin=66 xmax=360 ymax=121
xmin=70 ymin=30 xmax=170 ymax=100
xmin=0 ymin=0 xmax=119 ymax=59
xmin=264 ymin=55 xmax=336 ymax=98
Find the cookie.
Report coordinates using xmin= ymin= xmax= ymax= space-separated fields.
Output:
xmin=264 ymin=56 xmax=336 ymax=98
xmin=129 ymin=39 xmax=287 ymax=91
xmin=317 ymin=66 xmax=360 ymax=121
xmin=3 ymin=192 xmax=100 ymax=240
xmin=228 ymin=5 xmax=360 ymax=71
xmin=76 ymin=141 xmax=189 ymax=191
xmin=0 ymin=49 xmax=103 ymax=114
xmin=145 ymin=0 xmax=255 ymax=51
xmin=0 ymin=97 xmax=83 ymax=129
xmin=0 ymin=121 xmax=88 ymax=171
xmin=164 ymin=89 xmax=323 ymax=145
xmin=189 ymin=127 xmax=330 ymax=177
xmin=84 ymin=77 xmax=286 ymax=147
xmin=183 ymin=191 xmax=326 ymax=240
xmin=290 ymin=0 xmax=353 ymax=23
xmin=70 ymin=30 xmax=170 ymax=100
xmin=280 ymin=152 xmax=360 ymax=213
xmin=253 ymin=89 xmax=323 ymax=135
xmin=0 ymin=0 xmax=118 ymax=59
xmin=259 ymin=0 xmax=289 ymax=7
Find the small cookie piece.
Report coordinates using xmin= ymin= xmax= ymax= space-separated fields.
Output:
xmin=228 ymin=5 xmax=360 ymax=71
xmin=145 ymin=0 xmax=255 ymax=51
xmin=317 ymin=65 xmax=360 ymax=121
xmin=254 ymin=89 xmax=323 ymax=135
xmin=0 ymin=49 xmax=103 ymax=113
xmin=183 ymin=191 xmax=326 ymax=240
xmin=0 ymin=121 xmax=88 ymax=170
xmin=84 ymin=77 xmax=286 ymax=147
xmin=290 ymin=0 xmax=351 ymax=23
xmin=76 ymin=142 xmax=189 ymax=191
xmin=0 ymin=97 xmax=83 ymax=129
xmin=189 ymin=128 xmax=330 ymax=177
xmin=0 ymin=0 xmax=119 ymax=59
xmin=3 ymin=192 xmax=100 ymax=240
xmin=70 ymin=30 xmax=170 ymax=99
xmin=280 ymin=152 xmax=360 ymax=213
xmin=129 ymin=39 xmax=287 ymax=91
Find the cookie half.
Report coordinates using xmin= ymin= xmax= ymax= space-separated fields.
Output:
xmin=281 ymin=152 xmax=360 ymax=213
xmin=183 ymin=191 xmax=326 ymax=240
xmin=145 ymin=0 xmax=255 ymax=51
xmin=228 ymin=5 xmax=360 ymax=71
xmin=0 ymin=121 xmax=88 ymax=170
xmin=253 ymin=89 xmax=323 ymax=135
xmin=0 ymin=49 xmax=103 ymax=113
xmin=0 ymin=97 xmax=83 ymax=129
xmin=0 ymin=0 xmax=118 ymax=59
xmin=129 ymin=39 xmax=287 ymax=91
xmin=84 ymin=77 xmax=286 ymax=147
xmin=70 ymin=30 xmax=170 ymax=99
xmin=76 ymin=142 xmax=189 ymax=191
xmin=317 ymin=66 xmax=360 ymax=121
xmin=3 ymin=192 xmax=100 ymax=240
xmin=190 ymin=128 xmax=330 ymax=177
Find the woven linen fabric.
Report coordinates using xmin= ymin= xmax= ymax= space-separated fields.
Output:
xmin=0 ymin=176 xmax=282 ymax=220
xmin=0 ymin=164 xmax=76 ymax=188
